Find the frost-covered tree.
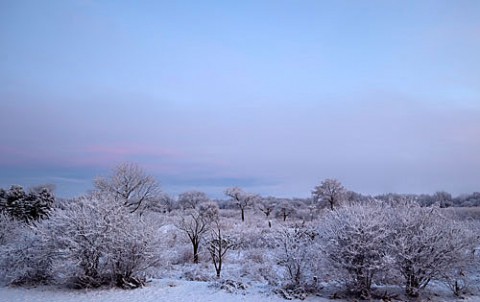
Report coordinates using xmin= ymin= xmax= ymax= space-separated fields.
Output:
xmin=316 ymin=201 xmax=479 ymax=298
xmin=225 ymin=187 xmax=258 ymax=222
xmin=389 ymin=204 xmax=478 ymax=297
xmin=439 ymin=220 xmax=480 ymax=296
xmin=276 ymin=201 xmax=296 ymax=222
xmin=319 ymin=202 xmax=392 ymax=298
xmin=52 ymin=195 xmax=160 ymax=288
xmin=106 ymin=215 xmax=160 ymax=288
xmin=141 ymin=193 xmax=177 ymax=214
xmin=275 ymin=226 xmax=320 ymax=294
xmin=0 ymin=214 xmax=57 ymax=285
xmin=257 ymin=196 xmax=277 ymax=227
xmin=178 ymin=190 xmax=209 ymax=210
xmin=94 ymin=162 xmax=161 ymax=213
xmin=54 ymin=197 xmax=113 ymax=286
xmin=459 ymin=192 xmax=480 ymax=207
xmin=312 ymin=179 xmax=345 ymax=211
xmin=198 ymin=201 xmax=220 ymax=222
xmin=94 ymin=163 xmax=160 ymax=211
xmin=159 ymin=193 xmax=177 ymax=213
xmin=433 ymin=191 xmax=453 ymax=208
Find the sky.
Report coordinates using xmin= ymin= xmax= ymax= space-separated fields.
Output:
xmin=1 ymin=0 xmax=479 ymax=198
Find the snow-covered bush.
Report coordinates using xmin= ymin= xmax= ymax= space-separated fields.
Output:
xmin=0 ymin=212 xmax=22 ymax=245
xmin=317 ymin=201 xmax=479 ymax=298
xmin=274 ymin=225 xmax=320 ymax=293
xmin=106 ymin=216 xmax=160 ymax=288
xmin=238 ymin=248 xmax=278 ymax=284
xmin=0 ymin=217 xmax=57 ymax=285
xmin=390 ymin=204 xmax=479 ymax=297
xmin=53 ymin=197 xmax=114 ymax=287
xmin=438 ymin=219 xmax=480 ymax=296
xmin=155 ymin=222 xmax=188 ymax=268
xmin=231 ymin=226 xmax=275 ymax=250
xmin=51 ymin=196 xmax=161 ymax=288
xmin=319 ymin=202 xmax=392 ymax=299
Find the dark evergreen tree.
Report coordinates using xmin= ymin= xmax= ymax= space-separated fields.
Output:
xmin=0 ymin=185 xmax=55 ymax=223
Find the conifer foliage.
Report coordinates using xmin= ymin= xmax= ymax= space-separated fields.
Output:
xmin=0 ymin=185 xmax=55 ymax=223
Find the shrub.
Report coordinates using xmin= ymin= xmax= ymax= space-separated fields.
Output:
xmin=390 ymin=205 xmax=479 ymax=297
xmin=0 ymin=218 xmax=57 ymax=285
xmin=52 ymin=196 xmax=160 ymax=288
xmin=274 ymin=225 xmax=320 ymax=292
xmin=319 ymin=202 xmax=392 ymax=299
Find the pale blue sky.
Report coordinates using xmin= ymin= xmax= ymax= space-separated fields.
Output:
xmin=1 ymin=0 xmax=479 ymax=197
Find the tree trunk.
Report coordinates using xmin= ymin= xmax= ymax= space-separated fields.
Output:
xmin=406 ymin=274 xmax=420 ymax=297
xmin=216 ymin=258 xmax=222 ymax=278
xmin=193 ymin=241 xmax=199 ymax=263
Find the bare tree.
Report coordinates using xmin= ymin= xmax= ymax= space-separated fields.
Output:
xmin=94 ymin=162 xmax=161 ymax=213
xmin=225 ymin=187 xmax=258 ymax=222
xmin=178 ymin=190 xmax=209 ymax=210
xmin=312 ymin=179 xmax=345 ymax=211
xmin=207 ymin=220 xmax=235 ymax=278
xmin=142 ymin=193 xmax=176 ymax=214
xmin=433 ymin=191 xmax=453 ymax=208
xmin=198 ymin=201 xmax=220 ymax=222
xmin=176 ymin=209 xmax=210 ymax=264
xmin=257 ymin=197 xmax=277 ymax=227
xmin=276 ymin=201 xmax=296 ymax=222
xmin=159 ymin=194 xmax=177 ymax=213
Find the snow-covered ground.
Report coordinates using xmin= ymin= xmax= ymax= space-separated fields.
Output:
xmin=1 ymin=279 xmax=480 ymax=302
xmin=0 ymin=279 xmax=320 ymax=302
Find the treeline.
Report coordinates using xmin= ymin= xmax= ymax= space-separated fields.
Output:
xmin=375 ymin=191 xmax=480 ymax=208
